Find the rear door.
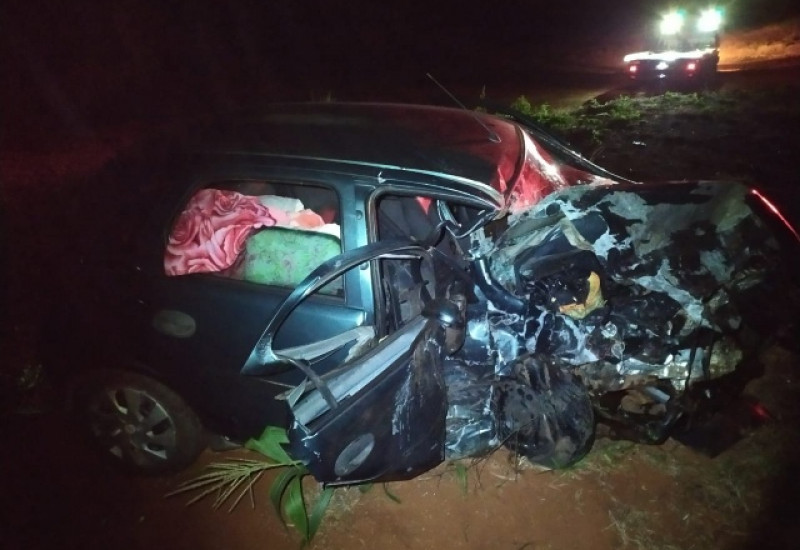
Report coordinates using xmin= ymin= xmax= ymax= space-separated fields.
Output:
xmin=139 ymin=164 xmax=372 ymax=434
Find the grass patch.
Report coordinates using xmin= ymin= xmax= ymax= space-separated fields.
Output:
xmin=606 ymin=426 xmax=795 ymax=549
xmin=509 ymin=93 xmax=714 ymax=146
xmin=606 ymin=500 xmax=682 ymax=550
xmin=507 ymin=86 xmax=800 ymax=184
xmin=558 ymin=439 xmax=638 ymax=480
xmin=508 ymin=88 xmax=796 ymax=148
xmin=680 ymin=425 xmax=792 ymax=519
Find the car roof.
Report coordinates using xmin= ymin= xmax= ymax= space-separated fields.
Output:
xmin=195 ymin=103 xmax=518 ymax=204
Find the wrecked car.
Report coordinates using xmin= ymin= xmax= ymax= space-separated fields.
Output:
xmin=47 ymin=102 xmax=799 ymax=483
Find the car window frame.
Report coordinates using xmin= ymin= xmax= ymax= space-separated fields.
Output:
xmin=159 ymin=170 xmax=349 ymax=302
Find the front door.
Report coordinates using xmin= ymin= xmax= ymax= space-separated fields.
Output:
xmin=254 ymin=241 xmax=459 ymax=484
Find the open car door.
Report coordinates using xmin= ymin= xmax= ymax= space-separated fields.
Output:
xmin=243 ymin=239 xmax=464 ymax=484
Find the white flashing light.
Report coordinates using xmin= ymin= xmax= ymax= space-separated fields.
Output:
xmin=697 ymin=8 xmax=723 ymax=33
xmin=660 ymin=11 xmax=684 ymax=35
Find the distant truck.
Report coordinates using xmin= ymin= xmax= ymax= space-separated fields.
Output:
xmin=624 ymin=8 xmax=722 ymax=83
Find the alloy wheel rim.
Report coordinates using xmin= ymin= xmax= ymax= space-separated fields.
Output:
xmin=88 ymin=386 xmax=178 ymax=466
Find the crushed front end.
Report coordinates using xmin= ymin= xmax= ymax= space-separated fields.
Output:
xmin=444 ymin=180 xmax=797 ymax=462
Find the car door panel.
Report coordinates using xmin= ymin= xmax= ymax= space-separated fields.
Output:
xmin=247 ymin=240 xmax=460 ymax=483
xmin=146 ymin=276 xmax=364 ymax=378
xmin=287 ymin=312 xmax=449 ymax=484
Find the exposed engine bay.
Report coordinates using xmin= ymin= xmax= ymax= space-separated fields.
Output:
xmin=444 ymin=180 xmax=787 ymax=460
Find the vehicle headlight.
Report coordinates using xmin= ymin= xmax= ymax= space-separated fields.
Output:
xmin=697 ymin=8 xmax=723 ymax=33
xmin=659 ymin=11 xmax=684 ymax=35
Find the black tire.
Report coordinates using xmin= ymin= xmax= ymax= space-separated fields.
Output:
xmin=493 ymin=354 xmax=595 ymax=469
xmin=75 ymin=370 xmax=206 ymax=474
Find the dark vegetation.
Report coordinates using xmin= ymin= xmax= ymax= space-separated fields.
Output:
xmin=513 ymin=87 xmax=800 ymax=228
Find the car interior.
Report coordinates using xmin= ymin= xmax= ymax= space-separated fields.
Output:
xmin=165 ymin=181 xmax=344 ymax=295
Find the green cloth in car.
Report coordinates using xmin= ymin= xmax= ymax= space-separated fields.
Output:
xmin=243 ymin=227 xmax=341 ymax=289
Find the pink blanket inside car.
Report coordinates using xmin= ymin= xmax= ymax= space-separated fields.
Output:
xmin=164 ymin=188 xmax=328 ymax=276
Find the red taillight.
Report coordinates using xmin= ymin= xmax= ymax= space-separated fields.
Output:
xmin=686 ymin=62 xmax=697 ymax=72
xmin=629 ymin=65 xmax=638 ymax=73
xmin=748 ymin=401 xmax=774 ymax=422
xmin=751 ymin=188 xmax=800 ymax=242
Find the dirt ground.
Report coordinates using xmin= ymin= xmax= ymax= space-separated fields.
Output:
xmin=3 ymin=78 xmax=800 ymax=550
xmin=2 ymin=355 xmax=800 ymax=550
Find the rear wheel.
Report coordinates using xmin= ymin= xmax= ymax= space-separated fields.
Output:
xmin=76 ymin=370 xmax=206 ymax=474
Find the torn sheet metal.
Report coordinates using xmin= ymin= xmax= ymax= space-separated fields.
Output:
xmin=442 ymin=359 xmax=496 ymax=459
xmin=286 ymin=180 xmax=790 ymax=475
xmin=436 ymin=180 xmax=784 ymax=456
xmin=483 ymin=181 xmax=777 ymax=378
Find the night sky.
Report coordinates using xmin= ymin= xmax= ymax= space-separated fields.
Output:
xmin=2 ymin=0 xmax=798 ymax=142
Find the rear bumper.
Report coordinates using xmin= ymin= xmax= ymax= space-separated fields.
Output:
xmin=625 ymin=52 xmax=718 ymax=81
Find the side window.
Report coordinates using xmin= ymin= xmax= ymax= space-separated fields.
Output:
xmin=377 ymin=195 xmax=436 ymax=242
xmin=164 ymin=181 xmax=343 ymax=295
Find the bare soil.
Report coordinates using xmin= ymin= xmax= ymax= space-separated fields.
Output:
xmin=2 ymin=84 xmax=800 ymax=550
